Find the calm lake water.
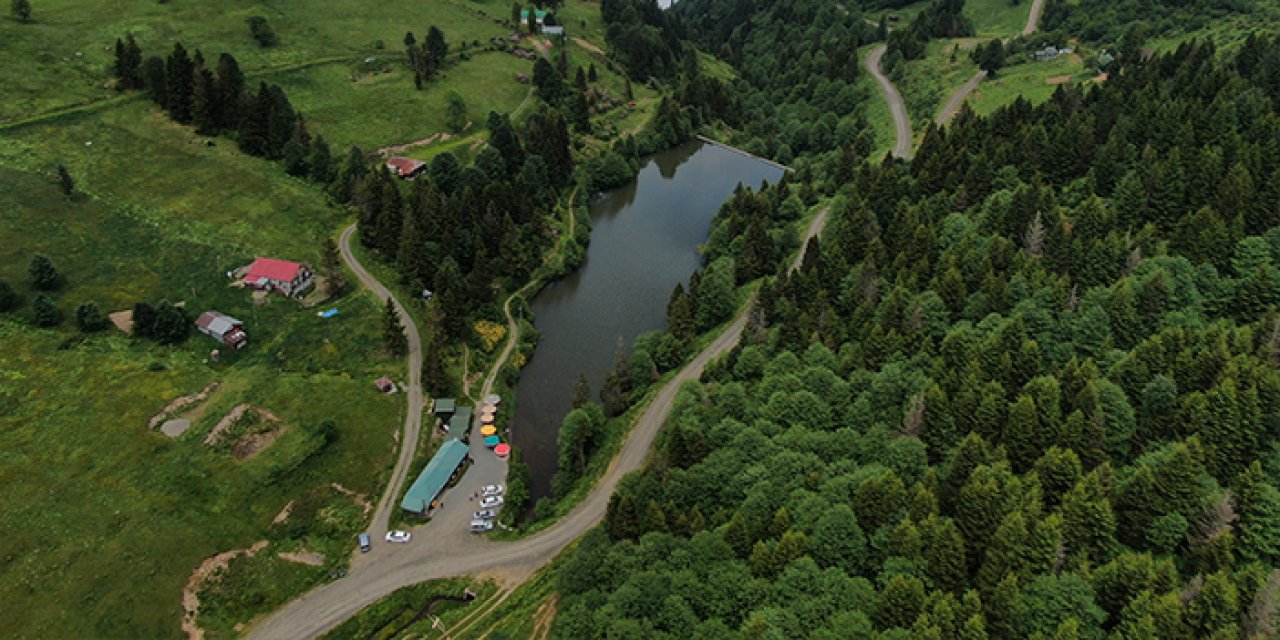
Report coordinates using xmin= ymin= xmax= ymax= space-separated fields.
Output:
xmin=511 ymin=140 xmax=785 ymax=501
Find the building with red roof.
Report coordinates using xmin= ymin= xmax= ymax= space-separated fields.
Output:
xmin=242 ymin=257 xmax=313 ymax=297
xmin=386 ymin=156 xmax=426 ymax=179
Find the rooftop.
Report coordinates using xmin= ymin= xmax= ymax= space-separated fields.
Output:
xmin=399 ymin=438 xmax=470 ymax=512
xmin=244 ymin=257 xmax=303 ymax=283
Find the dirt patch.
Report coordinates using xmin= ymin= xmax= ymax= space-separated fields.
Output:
xmin=150 ymin=382 xmax=219 ymax=430
xmin=572 ymin=37 xmax=603 ymax=55
xmin=231 ymin=426 xmax=285 ymax=460
xmin=204 ymin=404 xmax=281 ymax=446
xmin=377 ymin=131 xmax=454 ymax=157
xmin=182 ymin=540 xmax=268 ymax=640
xmin=279 ymin=550 xmax=326 ymax=566
xmin=109 ymin=309 xmax=133 ymax=334
xmin=331 ymin=483 xmax=373 ymax=515
xmin=1045 ymin=74 xmax=1073 ymax=85
xmin=530 ymin=594 xmax=559 ymax=640
xmin=160 ymin=419 xmax=192 ymax=437
xmin=272 ymin=500 xmax=294 ymax=524
xmin=1092 ymin=72 xmax=1109 ymax=83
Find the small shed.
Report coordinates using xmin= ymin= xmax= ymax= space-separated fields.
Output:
xmin=386 ymin=156 xmax=426 ymax=179
xmin=375 ymin=377 xmax=395 ymax=393
xmin=195 ymin=311 xmax=247 ymax=348
xmin=433 ymin=398 xmax=456 ymax=418
xmin=543 ymin=25 xmax=565 ymax=38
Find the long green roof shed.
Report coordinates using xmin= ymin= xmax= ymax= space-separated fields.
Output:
xmin=399 ymin=438 xmax=470 ymax=514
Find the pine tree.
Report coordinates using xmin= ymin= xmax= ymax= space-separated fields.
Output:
xmin=426 ymin=26 xmax=448 ymax=66
xmin=190 ymin=62 xmax=218 ymax=135
xmin=11 ymin=0 xmax=31 ymax=22
xmin=214 ymin=53 xmax=245 ymax=130
xmin=164 ymin=42 xmax=195 ymax=123
xmin=28 ymin=254 xmax=59 ymax=290
xmin=1061 ymin=468 xmax=1117 ymax=565
xmin=113 ymin=34 xmax=144 ymax=90
xmin=1234 ymin=462 xmax=1280 ymax=566
xmin=142 ymin=56 xmax=167 ymax=106
xmin=308 ymin=135 xmax=335 ymax=183
xmin=55 ymin=164 xmax=74 ymax=197
xmin=75 ymin=301 xmax=109 ymax=332
xmin=320 ymin=237 xmax=346 ymax=296
xmin=0 ymin=280 xmax=17 ymax=312
xmin=666 ymin=282 xmax=694 ymax=343
xmin=32 ymin=294 xmax=61 ymax=327
xmin=875 ymin=575 xmax=926 ymax=630
xmin=381 ymin=298 xmax=407 ymax=356
xmin=131 ymin=301 xmax=156 ymax=338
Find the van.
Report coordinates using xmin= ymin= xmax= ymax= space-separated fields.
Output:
xmin=469 ymin=519 xmax=494 ymax=533
xmin=358 ymin=532 xmax=371 ymax=552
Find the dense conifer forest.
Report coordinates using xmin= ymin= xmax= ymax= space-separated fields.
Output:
xmin=550 ymin=34 xmax=1280 ymax=639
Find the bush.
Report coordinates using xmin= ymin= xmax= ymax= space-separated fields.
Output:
xmin=75 ymin=301 xmax=110 ymax=332
xmin=28 ymin=254 xmax=60 ymax=291
xmin=0 ymin=279 xmax=17 ymax=312
xmin=32 ymin=294 xmax=62 ymax=327
xmin=246 ymin=16 xmax=278 ymax=47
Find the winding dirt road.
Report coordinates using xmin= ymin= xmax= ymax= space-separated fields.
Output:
xmin=338 ymin=225 xmax=424 ymax=541
xmin=864 ymin=45 xmax=913 ymax=159
xmin=249 ymin=169 xmax=824 ymax=639
xmin=936 ymin=0 xmax=1046 ymax=125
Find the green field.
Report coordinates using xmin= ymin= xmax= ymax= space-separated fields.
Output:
xmin=966 ymin=52 xmax=1097 ymax=116
xmin=965 ymin=0 xmax=1034 ymax=37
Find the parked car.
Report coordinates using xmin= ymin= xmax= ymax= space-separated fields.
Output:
xmin=358 ymin=533 xmax=371 ymax=552
xmin=473 ymin=509 xmax=498 ymax=520
xmin=479 ymin=495 xmax=504 ymax=509
xmin=385 ymin=530 xmax=411 ymax=543
xmin=470 ymin=518 xmax=494 ymax=533
xmin=481 ymin=484 xmax=505 ymax=497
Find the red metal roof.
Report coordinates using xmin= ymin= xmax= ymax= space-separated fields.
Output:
xmin=245 ymin=257 xmax=302 ymax=283
xmin=386 ymin=156 xmax=424 ymax=176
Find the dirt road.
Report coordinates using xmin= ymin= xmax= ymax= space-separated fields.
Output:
xmin=936 ymin=0 xmax=1046 ymax=124
xmin=337 ymin=225 xmax=424 ymax=541
xmin=864 ymin=45 xmax=913 ymax=159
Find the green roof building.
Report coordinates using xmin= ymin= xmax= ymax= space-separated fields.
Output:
xmin=399 ymin=438 xmax=470 ymax=514
xmin=433 ymin=397 xmax=456 ymax=418
xmin=448 ymin=405 xmax=473 ymax=437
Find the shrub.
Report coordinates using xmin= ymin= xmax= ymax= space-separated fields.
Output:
xmin=75 ymin=301 xmax=110 ymax=332
xmin=246 ymin=16 xmax=278 ymax=47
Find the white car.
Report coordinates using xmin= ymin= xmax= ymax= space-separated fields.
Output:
xmin=473 ymin=509 xmax=498 ymax=520
xmin=385 ymin=530 xmax=411 ymax=543
xmin=479 ymin=495 xmax=504 ymax=509
xmin=481 ymin=484 xmax=505 ymax=497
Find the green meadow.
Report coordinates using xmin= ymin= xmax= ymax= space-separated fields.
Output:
xmin=965 ymin=0 xmax=1034 ymax=38
xmin=965 ymin=52 xmax=1097 ymax=116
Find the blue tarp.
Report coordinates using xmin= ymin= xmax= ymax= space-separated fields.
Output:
xmin=399 ymin=438 xmax=469 ymax=513
xmin=319 ymin=308 xmax=339 ymax=318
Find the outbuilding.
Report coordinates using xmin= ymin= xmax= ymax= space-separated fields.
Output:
xmin=399 ymin=438 xmax=471 ymax=515
xmin=195 ymin=311 xmax=247 ymax=348
xmin=386 ymin=156 xmax=426 ymax=179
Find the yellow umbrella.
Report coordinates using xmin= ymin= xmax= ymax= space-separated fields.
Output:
xmin=480 ymin=425 xmax=497 ymax=436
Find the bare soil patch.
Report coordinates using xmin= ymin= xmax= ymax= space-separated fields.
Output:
xmin=279 ymin=550 xmax=326 ymax=566
xmin=377 ymin=131 xmax=454 ymax=157
xmin=109 ymin=309 xmax=133 ymax=334
xmin=272 ymin=500 xmax=295 ymax=524
xmin=530 ymin=594 xmax=559 ymax=640
xmin=182 ymin=540 xmax=269 ymax=640
xmin=573 ymin=37 xmax=604 ymax=55
xmin=232 ymin=426 xmax=286 ymax=460
xmin=160 ymin=419 xmax=192 ymax=437
xmin=149 ymin=381 xmax=219 ymax=430
xmin=1045 ymin=74 xmax=1073 ymax=85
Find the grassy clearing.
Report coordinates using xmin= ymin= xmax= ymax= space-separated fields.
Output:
xmin=966 ymin=54 xmax=1096 ymax=116
xmin=893 ymin=39 xmax=980 ymax=133
xmin=0 ymin=0 xmax=512 ymax=122
xmin=857 ymin=50 xmax=898 ymax=161
xmin=263 ymin=52 xmax=534 ymax=152
xmin=965 ymin=0 xmax=1033 ymax=37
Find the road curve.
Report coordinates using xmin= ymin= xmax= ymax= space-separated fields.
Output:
xmin=248 ymin=197 xmax=829 ymax=640
xmin=864 ymin=45 xmax=913 ymax=159
xmin=338 ymin=225 xmax=425 ymax=541
xmin=937 ymin=0 xmax=1046 ymax=125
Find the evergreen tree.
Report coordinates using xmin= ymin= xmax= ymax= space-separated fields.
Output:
xmin=142 ymin=56 xmax=167 ymax=106
xmin=381 ymin=298 xmax=407 ymax=356
xmin=31 ymin=294 xmax=60 ymax=327
xmin=113 ymin=34 xmax=144 ymax=90
xmin=131 ymin=301 xmax=156 ymax=338
xmin=190 ymin=61 xmax=218 ymax=135
xmin=665 ymin=282 xmax=694 ymax=343
xmin=75 ymin=301 xmax=109 ymax=332
xmin=319 ymin=237 xmax=347 ymax=296
xmin=444 ymin=90 xmax=468 ymax=133
xmin=214 ymin=53 xmax=245 ymax=130
xmin=28 ymin=254 xmax=59 ymax=291
xmin=164 ymin=42 xmax=195 ymax=123
xmin=308 ymin=135 xmax=335 ymax=183
xmin=11 ymin=0 xmax=31 ymax=22
xmin=151 ymin=301 xmax=190 ymax=344
xmin=0 ymin=280 xmax=17 ymax=312
xmin=55 ymin=164 xmax=74 ymax=197
xmin=425 ymin=26 xmax=448 ymax=65
xmin=572 ymin=374 xmax=591 ymax=409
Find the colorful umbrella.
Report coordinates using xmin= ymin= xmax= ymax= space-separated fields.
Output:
xmin=484 ymin=435 xmax=501 ymax=447
xmin=480 ymin=425 xmax=497 ymax=436
xmin=494 ymin=443 xmax=511 ymax=458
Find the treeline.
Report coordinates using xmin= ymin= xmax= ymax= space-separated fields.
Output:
xmin=1043 ymin=0 xmax=1249 ymax=43
xmin=347 ymin=108 xmax=574 ymax=391
xmin=601 ymin=0 xmax=685 ymax=81
xmin=113 ymin=36 xmax=335 ymax=183
xmin=549 ymin=37 xmax=1280 ymax=639
xmin=885 ymin=0 xmax=973 ymax=62
xmin=675 ymin=0 xmax=879 ymax=163
xmin=403 ymin=26 xmax=449 ymax=89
